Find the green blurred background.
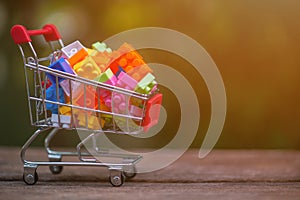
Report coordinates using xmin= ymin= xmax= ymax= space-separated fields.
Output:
xmin=0 ymin=0 xmax=299 ymax=149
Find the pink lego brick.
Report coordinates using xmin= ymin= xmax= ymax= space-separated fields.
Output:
xmin=118 ymin=102 xmax=126 ymax=112
xmin=60 ymin=79 xmax=82 ymax=98
xmin=117 ymin=71 xmax=137 ymax=90
xmin=113 ymin=93 xmax=125 ymax=104
xmin=104 ymin=98 xmax=112 ymax=108
xmin=105 ymin=75 xmax=117 ymax=86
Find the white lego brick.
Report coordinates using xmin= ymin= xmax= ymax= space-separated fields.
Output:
xmin=51 ymin=114 xmax=71 ymax=127
xmin=61 ymin=40 xmax=85 ymax=58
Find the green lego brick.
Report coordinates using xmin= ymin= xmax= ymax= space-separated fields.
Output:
xmin=96 ymin=68 xmax=114 ymax=83
xmin=92 ymin=42 xmax=112 ymax=53
xmin=135 ymin=73 xmax=156 ymax=94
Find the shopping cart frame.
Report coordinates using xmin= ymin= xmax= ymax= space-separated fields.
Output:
xmin=11 ymin=24 xmax=161 ymax=186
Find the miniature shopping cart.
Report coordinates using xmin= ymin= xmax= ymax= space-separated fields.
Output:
xmin=11 ymin=24 xmax=162 ymax=186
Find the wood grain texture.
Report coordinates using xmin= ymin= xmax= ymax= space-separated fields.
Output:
xmin=0 ymin=147 xmax=299 ymax=199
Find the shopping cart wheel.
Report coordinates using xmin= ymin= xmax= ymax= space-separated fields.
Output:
xmin=49 ymin=165 xmax=63 ymax=174
xmin=48 ymin=154 xmax=63 ymax=174
xmin=23 ymin=170 xmax=39 ymax=185
xmin=109 ymin=169 xmax=125 ymax=187
xmin=123 ymin=165 xmax=137 ymax=179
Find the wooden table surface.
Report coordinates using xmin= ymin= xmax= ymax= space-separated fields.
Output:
xmin=0 ymin=147 xmax=299 ymax=200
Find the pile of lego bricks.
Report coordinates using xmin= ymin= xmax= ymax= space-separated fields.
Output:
xmin=44 ymin=41 xmax=160 ymax=131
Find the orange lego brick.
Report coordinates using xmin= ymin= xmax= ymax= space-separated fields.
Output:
xmin=108 ymin=43 xmax=147 ymax=76
xmin=67 ymin=48 xmax=88 ymax=67
xmin=73 ymin=86 xmax=98 ymax=110
xmin=91 ymin=51 xmax=111 ymax=72
xmin=127 ymin=64 xmax=153 ymax=82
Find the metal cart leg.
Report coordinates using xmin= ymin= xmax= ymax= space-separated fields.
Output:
xmin=44 ymin=128 xmax=59 ymax=155
xmin=44 ymin=128 xmax=94 ymax=157
xmin=21 ymin=127 xmax=51 ymax=164
xmin=44 ymin=128 xmax=95 ymax=174
xmin=77 ymin=133 xmax=98 ymax=162
xmin=45 ymin=128 xmax=78 ymax=156
xmin=44 ymin=128 xmax=63 ymax=174
xmin=21 ymin=127 xmax=51 ymax=185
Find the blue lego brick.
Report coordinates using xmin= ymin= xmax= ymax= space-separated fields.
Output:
xmin=45 ymin=85 xmax=65 ymax=114
xmin=47 ymin=58 xmax=75 ymax=84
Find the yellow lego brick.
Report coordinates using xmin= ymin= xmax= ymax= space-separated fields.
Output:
xmin=59 ymin=105 xmax=72 ymax=115
xmin=74 ymin=56 xmax=101 ymax=80
xmin=86 ymin=48 xmax=97 ymax=56
xmin=77 ymin=114 xmax=102 ymax=129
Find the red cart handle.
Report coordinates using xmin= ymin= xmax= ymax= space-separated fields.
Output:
xmin=11 ymin=24 xmax=61 ymax=44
